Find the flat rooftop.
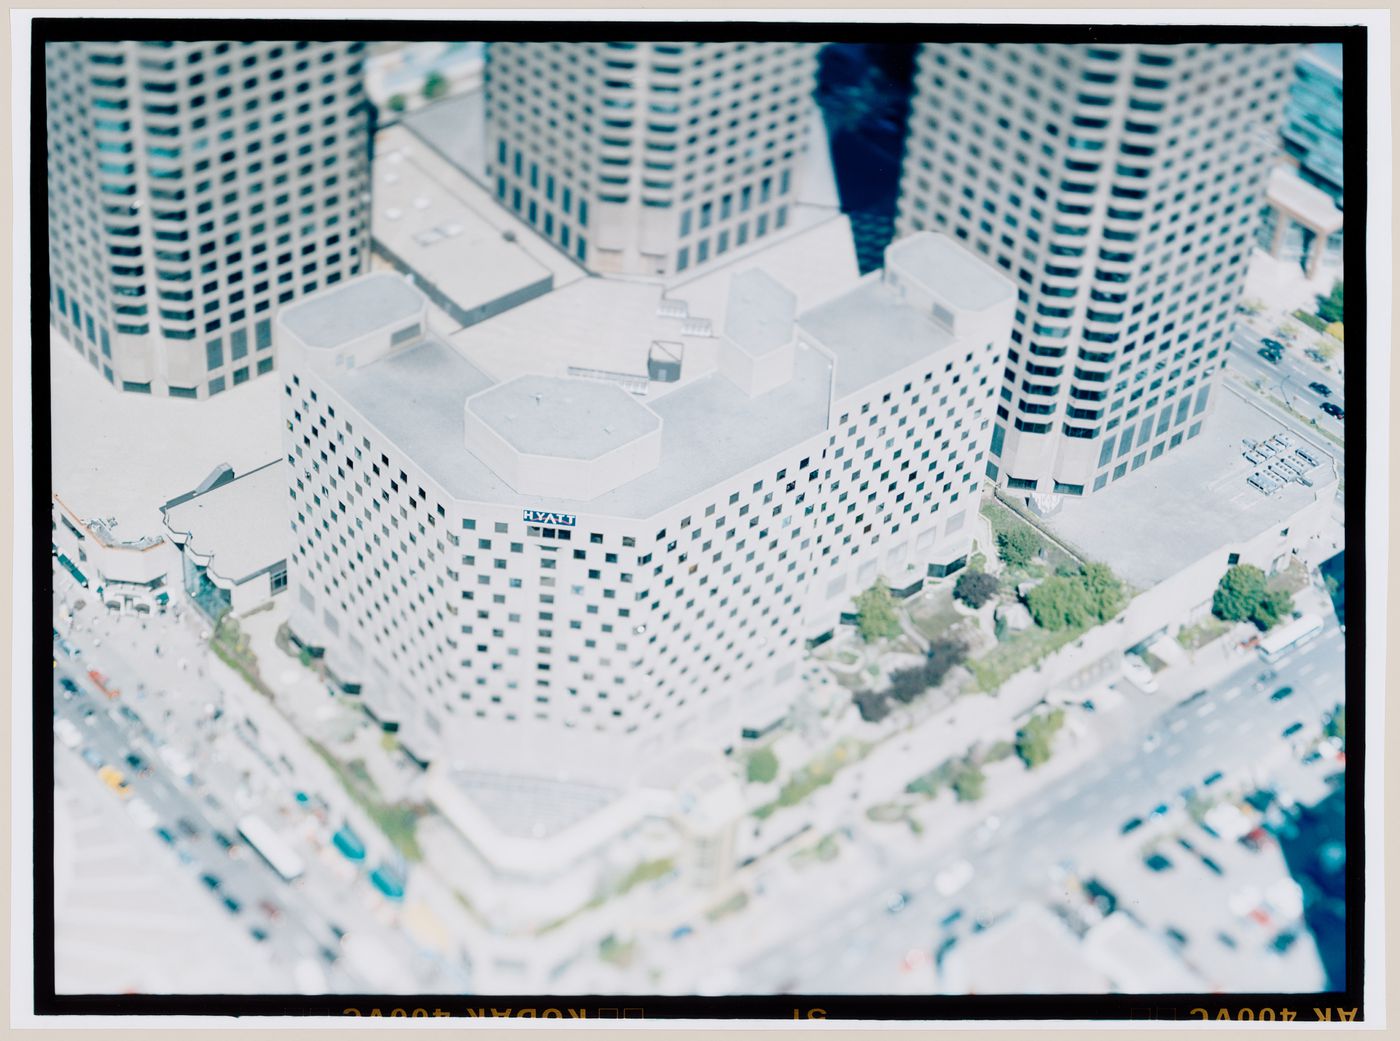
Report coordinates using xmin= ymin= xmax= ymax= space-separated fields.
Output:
xmin=1038 ymin=387 xmax=1337 ymax=590
xmin=885 ymin=233 xmax=1018 ymax=312
xmin=373 ymin=124 xmax=587 ymax=322
xmin=279 ymin=274 xmax=423 ymax=350
xmin=49 ymin=333 xmax=284 ymax=540
xmin=468 ymin=375 xmax=661 ymax=460
xmin=325 ymin=332 xmax=831 ymax=520
xmin=162 ymin=461 xmax=288 ymax=583
xmin=1266 ymin=166 xmax=1344 ymax=232
xmin=799 ymin=276 xmax=958 ymax=400
xmin=321 ymin=231 xmax=988 ymax=519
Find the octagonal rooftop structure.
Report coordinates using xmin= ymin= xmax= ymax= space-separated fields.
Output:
xmin=463 ymin=375 xmax=664 ymax=500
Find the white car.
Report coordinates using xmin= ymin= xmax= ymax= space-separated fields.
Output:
xmin=1121 ymin=655 xmax=1160 ymax=693
xmin=126 ymin=798 xmax=158 ymax=829
xmin=934 ymin=859 xmax=975 ymax=897
xmin=54 ymin=718 xmax=83 ymax=750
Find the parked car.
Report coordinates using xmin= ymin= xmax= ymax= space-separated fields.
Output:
xmin=1270 ymin=686 xmax=1295 ymax=702
xmin=1308 ymin=381 xmax=1333 ymax=397
xmin=1203 ymin=771 xmax=1226 ymax=787
xmin=885 ymin=891 xmax=911 ymax=915
xmin=58 ymin=676 xmax=79 ymax=696
xmin=1200 ymin=855 xmax=1226 ymax=876
xmin=1282 ymin=722 xmax=1305 ymax=739
xmin=1144 ymin=853 xmax=1173 ymax=873
xmin=80 ymin=747 xmax=103 ymax=769
xmin=1121 ymin=817 xmax=1144 ymax=835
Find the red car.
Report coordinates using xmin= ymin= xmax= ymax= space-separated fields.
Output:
xmin=87 ymin=669 xmax=120 ymax=699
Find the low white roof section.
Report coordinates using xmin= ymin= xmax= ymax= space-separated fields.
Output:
xmin=278 ymin=274 xmax=424 ymax=350
xmin=884 ymin=233 xmax=1018 ymax=312
xmin=162 ymin=461 xmax=289 ymax=585
xmin=1266 ymin=166 xmax=1344 ymax=233
xmin=373 ymin=124 xmax=586 ymax=329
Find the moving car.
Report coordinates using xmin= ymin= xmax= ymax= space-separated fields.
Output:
xmin=1282 ymin=722 xmax=1305 ymax=739
xmin=1203 ymin=771 xmax=1225 ymax=787
xmin=1144 ymin=853 xmax=1173 ymax=873
xmin=885 ymin=891 xmax=911 ymax=915
xmin=1121 ymin=817 xmax=1144 ymax=835
xmin=1270 ymin=686 xmax=1295 ymax=702
xmin=934 ymin=860 xmax=975 ymax=897
xmin=97 ymin=766 xmax=131 ymax=799
xmin=1260 ymin=337 xmax=1286 ymax=353
xmin=1308 ymin=381 xmax=1333 ymax=397
xmin=54 ymin=718 xmax=83 ymax=750
xmin=1320 ymin=401 xmax=1344 ymax=419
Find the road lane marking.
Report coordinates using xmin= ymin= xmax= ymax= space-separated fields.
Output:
xmin=1223 ymin=686 xmax=1242 ymax=702
xmin=1197 ymin=702 xmax=1217 ymax=717
xmin=1170 ymin=719 xmax=1189 ymax=734
xmin=1204 ymin=717 xmax=1224 ymax=734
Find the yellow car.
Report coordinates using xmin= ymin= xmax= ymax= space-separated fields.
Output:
xmin=97 ymin=766 xmax=131 ymax=799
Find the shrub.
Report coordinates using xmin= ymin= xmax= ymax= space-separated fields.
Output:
xmin=853 ymin=689 xmax=892 ymax=723
xmin=950 ymin=761 xmax=986 ymax=803
xmin=1016 ymin=708 xmax=1067 ymax=769
xmin=954 ymin=570 xmax=1000 ymax=608
xmin=386 ymin=93 xmax=408 ymax=113
xmin=888 ymin=667 xmax=926 ymax=705
xmin=923 ymin=635 xmax=968 ymax=688
xmin=746 ymin=746 xmax=779 ymax=784
xmin=1026 ymin=575 xmax=1096 ymax=631
xmin=1253 ymin=587 xmax=1295 ymax=631
xmin=1293 ymin=309 xmax=1328 ymax=334
xmin=1317 ymin=280 xmax=1344 ymax=324
xmin=996 ymin=525 xmax=1042 ymax=569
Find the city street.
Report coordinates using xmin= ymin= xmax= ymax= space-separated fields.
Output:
xmin=50 ymin=570 xmax=469 ymax=994
xmin=1228 ymin=324 xmax=1345 ymax=423
xmin=735 ymin=620 xmax=1344 ymax=993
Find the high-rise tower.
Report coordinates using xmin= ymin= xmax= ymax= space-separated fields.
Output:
xmin=45 ymin=40 xmax=371 ymax=398
xmin=484 ymin=41 xmax=820 ymax=278
xmin=895 ymin=42 xmax=1294 ymax=502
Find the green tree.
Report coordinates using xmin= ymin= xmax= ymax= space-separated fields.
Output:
xmin=746 ymin=746 xmax=779 ymax=784
xmin=951 ymin=761 xmax=986 ymax=803
xmin=1212 ymin=564 xmax=1268 ymax=623
xmin=853 ymin=579 xmax=901 ymax=643
xmin=1080 ymin=562 xmax=1126 ymax=622
xmin=1016 ymin=708 xmax=1067 ymax=769
xmin=386 ymin=93 xmax=408 ymax=113
xmin=1253 ymin=587 xmax=1295 ymax=631
xmin=423 ymin=71 xmax=449 ymax=100
xmin=1026 ymin=575 xmax=1095 ymax=631
xmin=1316 ymin=279 xmax=1344 ymax=324
xmin=996 ymin=525 xmax=1042 ymax=569
xmin=954 ymin=570 xmax=1001 ymax=608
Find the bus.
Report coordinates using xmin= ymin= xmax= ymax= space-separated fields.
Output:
xmin=236 ymin=815 xmax=306 ymax=884
xmin=1258 ymin=614 xmax=1324 ymax=665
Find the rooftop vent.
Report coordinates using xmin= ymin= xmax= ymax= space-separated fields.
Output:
xmin=385 ymin=207 xmax=403 ymax=221
xmin=413 ymin=196 xmax=431 ymax=210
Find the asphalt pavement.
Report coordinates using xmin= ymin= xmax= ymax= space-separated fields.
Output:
xmin=1228 ymin=325 xmax=1345 ymax=422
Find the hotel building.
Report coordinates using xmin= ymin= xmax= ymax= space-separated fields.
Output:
xmin=278 ymin=228 xmax=1013 ymax=780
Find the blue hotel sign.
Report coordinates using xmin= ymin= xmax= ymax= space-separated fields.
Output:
xmin=523 ymin=508 xmax=577 ymax=528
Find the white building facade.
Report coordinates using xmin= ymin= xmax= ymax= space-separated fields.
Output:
xmin=278 ymin=232 xmax=1012 ymax=781
xmin=45 ymin=39 xmax=371 ymax=398
xmin=895 ymin=42 xmax=1295 ymax=503
xmin=484 ymin=41 xmax=820 ymax=277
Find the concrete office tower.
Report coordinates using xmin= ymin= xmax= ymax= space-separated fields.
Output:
xmin=895 ymin=43 xmax=1294 ymax=505
xmin=484 ymin=41 xmax=820 ymax=277
xmin=45 ymin=40 xmax=371 ymax=398
xmin=278 ymin=230 xmax=1012 ymax=781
